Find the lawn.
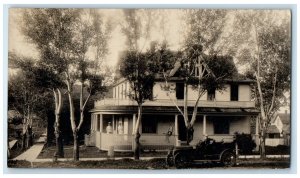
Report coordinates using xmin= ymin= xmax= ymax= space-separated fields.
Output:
xmin=8 ymin=158 xmax=168 ymax=169
xmin=37 ymin=145 xmax=167 ymax=159
xmin=7 ymin=158 xmax=290 ymax=169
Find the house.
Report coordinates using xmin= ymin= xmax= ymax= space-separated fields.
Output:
xmin=266 ymin=111 xmax=290 ymax=146
xmin=86 ymin=62 xmax=260 ymax=152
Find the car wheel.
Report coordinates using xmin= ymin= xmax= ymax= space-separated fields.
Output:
xmin=166 ymin=153 xmax=174 ymax=167
xmin=174 ymin=153 xmax=187 ymax=168
xmin=221 ymin=151 xmax=236 ymax=167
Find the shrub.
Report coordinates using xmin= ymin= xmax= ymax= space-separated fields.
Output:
xmin=235 ymin=133 xmax=256 ymax=154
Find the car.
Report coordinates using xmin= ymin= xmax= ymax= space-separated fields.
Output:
xmin=166 ymin=137 xmax=237 ymax=168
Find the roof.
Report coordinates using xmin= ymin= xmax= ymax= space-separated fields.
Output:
xmin=90 ymin=105 xmax=259 ymax=116
xmin=277 ymin=113 xmax=290 ymax=125
xmin=267 ymin=125 xmax=280 ymax=134
xmin=8 ymin=110 xmax=22 ymax=119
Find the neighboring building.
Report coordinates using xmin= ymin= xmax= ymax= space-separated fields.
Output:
xmin=266 ymin=111 xmax=290 ymax=146
xmin=86 ymin=64 xmax=260 ymax=152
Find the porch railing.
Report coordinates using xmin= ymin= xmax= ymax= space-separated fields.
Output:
xmin=100 ymin=133 xmax=133 ymax=151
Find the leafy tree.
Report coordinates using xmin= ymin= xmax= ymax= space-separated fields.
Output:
xmin=221 ymin=10 xmax=291 ymax=158
xmin=8 ymin=52 xmax=50 ymax=150
xmin=21 ymin=9 xmax=81 ymax=158
xmin=21 ymin=9 xmax=111 ymax=160
xmin=71 ymin=10 xmax=111 ymax=160
xmin=120 ymin=9 xmax=154 ymax=159
xmin=159 ymin=9 xmax=236 ymax=144
xmin=161 ymin=44 xmax=237 ymax=144
xmin=183 ymin=9 xmax=228 ymax=54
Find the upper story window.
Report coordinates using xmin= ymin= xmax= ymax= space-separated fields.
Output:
xmin=230 ymin=84 xmax=239 ymax=101
xmin=207 ymin=88 xmax=215 ymax=101
xmin=176 ymin=83 xmax=184 ymax=99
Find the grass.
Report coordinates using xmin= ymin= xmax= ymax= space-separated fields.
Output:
xmin=37 ymin=145 xmax=167 ymax=159
xmin=8 ymin=158 xmax=168 ymax=169
xmin=7 ymin=158 xmax=290 ymax=169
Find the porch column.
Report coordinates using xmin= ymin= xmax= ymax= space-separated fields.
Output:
xmin=100 ymin=114 xmax=103 ymax=133
xmin=175 ymin=114 xmax=179 ymax=146
xmin=99 ymin=114 xmax=103 ymax=148
xmin=203 ymin=115 xmax=207 ymax=139
xmin=255 ymin=115 xmax=259 ymax=136
xmin=112 ymin=115 xmax=115 ymax=133
xmin=132 ymin=114 xmax=136 ymax=134
xmin=91 ymin=114 xmax=94 ymax=131
xmin=255 ymin=116 xmax=260 ymax=151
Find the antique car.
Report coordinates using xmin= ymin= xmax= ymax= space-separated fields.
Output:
xmin=166 ymin=138 xmax=237 ymax=168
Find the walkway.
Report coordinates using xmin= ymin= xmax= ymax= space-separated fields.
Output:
xmin=13 ymin=137 xmax=46 ymax=162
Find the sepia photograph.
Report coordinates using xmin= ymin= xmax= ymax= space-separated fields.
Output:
xmin=6 ymin=7 xmax=291 ymax=170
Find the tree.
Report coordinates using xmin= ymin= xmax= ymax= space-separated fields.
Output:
xmin=160 ymin=44 xmax=237 ymax=144
xmin=21 ymin=9 xmax=82 ymax=158
xmin=8 ymin=52 xmax=50 ymax=150
xmin=119 ymin=9 xmax=155 ymax=159
xmin=70 ymin=10 xmax=110 ymax=160
xmin=183 ymin=9 xmax=228 ymax=54
xmin=158 ymin=9 xmax=236 ymax=144
xmin=221 ymin=10 xmax=291 ymax=158
xmin=119 ymin=51 xmax=157 ymax=159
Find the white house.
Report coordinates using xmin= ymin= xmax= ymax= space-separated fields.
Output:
xmin=266 ymin=111 xmax=290 ymax=146
xmin=86 ymin=71 xmax=260 ymax=152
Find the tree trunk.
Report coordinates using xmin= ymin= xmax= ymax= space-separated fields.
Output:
xmin=21 ymin=133 xmax=26 ymax=150
xmin=186 ymin=126 xmax=194 ymax=145
xmin=27 ymin=126 xmax=33 ymax=147
xmin=65 ymin=74 xmax=78 ymax=161
xmin=260 ymin=122 xmax=266 ymax=159
xmin=73 ymin=131 xmax=79 ymax=161
xmin=134 ymin=132 xmax=141 ymax=160
xmin=7 ymin=136 xmax=11 ymax=159
xmin=133 ymin=104 xmax=142 ymax=160
xmin=53 ymin=89 xmax=64 ymax=158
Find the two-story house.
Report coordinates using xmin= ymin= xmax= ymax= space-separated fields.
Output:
xmin=86 ymin=65 xmax=260 ymax=152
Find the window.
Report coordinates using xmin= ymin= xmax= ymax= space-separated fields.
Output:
xmin=207 ymin=88 xmax=215 ymax=101
xmin=213 ymin=117 xmax=229 ymax=134
xmin=142 ymin=116 xmax=157 ymax=133
xmin=230 ymin=84 xmax=239 ymax=101
xmin=176 ymin=83 xmax=184 ymax=99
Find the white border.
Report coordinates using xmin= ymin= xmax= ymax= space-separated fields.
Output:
xmin=1 ymin=0 xmax=299 ymax=177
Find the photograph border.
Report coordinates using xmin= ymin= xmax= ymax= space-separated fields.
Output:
xmin=2 ymin=3 xmax=297 ymax=174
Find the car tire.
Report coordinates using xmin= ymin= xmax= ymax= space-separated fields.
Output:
xmin=221 ymin=151 xmax=236 ymax=167
xmin=174 ymin=153 xmax=187 ymax=168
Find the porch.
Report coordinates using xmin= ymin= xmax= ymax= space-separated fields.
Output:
xmin=85 ymin=112 xmax=259 ymax=152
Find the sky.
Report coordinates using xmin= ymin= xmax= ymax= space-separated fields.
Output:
xmin=8 ymin=9 xmax=185 ymax=68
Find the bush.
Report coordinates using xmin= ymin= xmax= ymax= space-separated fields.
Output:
xmin=235 ymin=133 xmax=256 ymax=154
xmin=265 ymin=145 xmax=290 ymax=155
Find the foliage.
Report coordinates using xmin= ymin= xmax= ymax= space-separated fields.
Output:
xmin=223 ymin=10 xmax=291 ymax=113
xmin=235 ymin=133 xmax=257 ymax=155
xmin=119 ymin=51 xmax=156 ymax=104
xmin=8 ymin=53 xmax=50 ymax=120
xmin=184 ymin=9 xmax=228 ymax=54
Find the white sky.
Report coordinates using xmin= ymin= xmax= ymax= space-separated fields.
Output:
xmin=9 ymin=9 xmax=185 ymax=68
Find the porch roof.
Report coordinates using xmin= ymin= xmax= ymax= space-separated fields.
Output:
xmin=90 ymin=105 xmax=259 ymax=116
